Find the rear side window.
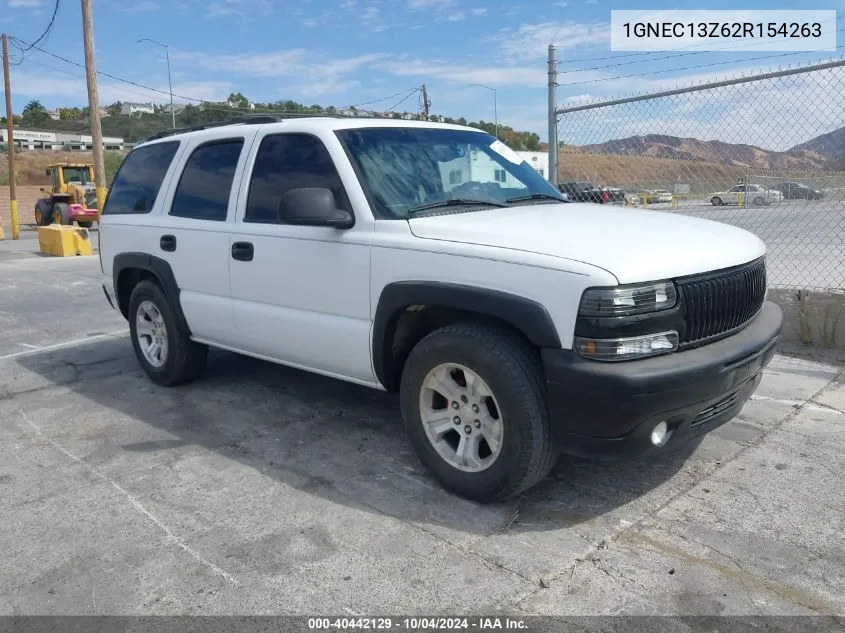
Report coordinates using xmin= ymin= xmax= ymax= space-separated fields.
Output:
xmin=102 ymin=141 xmax=179 ymax=215
xmin=170 ymin=139 xmax=244 ymax=222
xmin=244 ymin=133 xmax=351 ymax=224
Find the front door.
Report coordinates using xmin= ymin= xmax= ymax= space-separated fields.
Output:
xmin=228 ymin=130 xmax=375 ymax=384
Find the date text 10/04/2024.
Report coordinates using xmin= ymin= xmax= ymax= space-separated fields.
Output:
xmin=623 ymin=22 xmax=822 ymax=39
xmin=307 ymin=617 xmax=529 ymax=630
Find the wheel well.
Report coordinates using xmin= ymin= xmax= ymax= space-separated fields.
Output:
xmin=380 ymin=305 xmax=536 ymax=392
xmin=115 ymin=267 xmax=160 ymax=319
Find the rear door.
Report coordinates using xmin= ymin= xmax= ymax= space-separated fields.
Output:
xmin=152 ymin=132 xmax=257 ymax=346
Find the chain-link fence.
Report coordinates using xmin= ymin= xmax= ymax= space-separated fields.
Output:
xmin=554 ymin=59 xmax=845 ymax=291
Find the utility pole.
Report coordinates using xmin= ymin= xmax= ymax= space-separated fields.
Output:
xmin=81 ymin=0 xmax=107 ymax=217
xmin=547 ymin=43 xmax=559 ymax=187
xmin=2 ymin=33 xmax=19 ymax=240
xmin=420 ymin=84 xmax=430 ymax=121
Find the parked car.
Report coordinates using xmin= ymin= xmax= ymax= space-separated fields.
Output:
xmin=99 ymin=115 xmax=782 ymax=503
xmin=772 ymin=181 xmax=824 ymax=200
xmin=558 ymin=181 xmax=608 ymax=203
xmin=602 ymin=187 xmax=627 ymax=205
xmin=709 ymin=184 xmax=784 ymax=207
xmin=650 ymin=189 xmax=673 ymax=204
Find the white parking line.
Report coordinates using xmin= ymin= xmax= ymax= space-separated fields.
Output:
xmin=0 ymin=329 xmax=128 ymax=361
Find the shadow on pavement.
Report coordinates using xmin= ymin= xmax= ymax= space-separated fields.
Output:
xmin=15 ymin=335 xmax=704 ymax=536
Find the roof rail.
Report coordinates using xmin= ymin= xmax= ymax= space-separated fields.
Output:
xmin=143 ymin=112 xmax=343 ymax=142
xmin=144 ymin=114 xmax=285 ymax=141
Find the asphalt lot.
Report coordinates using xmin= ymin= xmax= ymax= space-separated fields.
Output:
xmin=638 ymin=198 xmax=845 ymax=290
xmin=1 ymin=245 xmax=845 ymax=620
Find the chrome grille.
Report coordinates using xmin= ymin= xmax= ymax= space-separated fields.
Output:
xmin=678 ymin=258 xmax=767 ymax=346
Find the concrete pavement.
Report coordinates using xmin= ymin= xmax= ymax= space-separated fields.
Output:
xmin=0 ymin=247 xmax=843 ymax=620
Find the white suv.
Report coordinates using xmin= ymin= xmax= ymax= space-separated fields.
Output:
xmin=99 ymin=115 xmax=782 ymax=503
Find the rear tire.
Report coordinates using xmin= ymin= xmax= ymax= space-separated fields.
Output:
xmin=399 ymin=323 xmax=558 ymax=503
xmin=77 ymin=221 xmax=93 ymax=229
xmin=128 ymin=280 xmax=208 ymax=386
xmin=753 ymin=197 xmax=765 ymax=207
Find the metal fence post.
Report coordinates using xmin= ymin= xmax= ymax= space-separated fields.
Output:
xmin=547 ymin=43 xmax=558 ymax=187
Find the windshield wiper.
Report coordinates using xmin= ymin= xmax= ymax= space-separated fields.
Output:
xmin=407 ymin=198 xmax=508 ymax=214
xmin=505 ymin=192 xmax=568 ymax=204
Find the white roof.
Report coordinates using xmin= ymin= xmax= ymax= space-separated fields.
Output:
xmin=135 ymin=116 xmax=489 ymax=149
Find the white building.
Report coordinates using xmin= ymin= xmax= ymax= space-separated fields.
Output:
xmin=1 ymin=129 xmax=124 ymax=151
xmin=515 ymin=151 xmax=549 ymax=180
xmin=120 ymin=102 xmax=155 ymax=116
xmin=435 ymin=147 xmax=553 ymax=191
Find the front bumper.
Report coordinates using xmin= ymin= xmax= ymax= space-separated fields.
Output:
xmin=543 ymin=300 xmax=783 ymax=459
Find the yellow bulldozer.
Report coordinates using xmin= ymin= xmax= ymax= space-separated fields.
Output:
xmin=34 ymin=163 xmax=101 ymax=229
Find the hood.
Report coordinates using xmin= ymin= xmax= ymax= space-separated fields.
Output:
xmin=407 ymin=203 xmax=766 ymax=284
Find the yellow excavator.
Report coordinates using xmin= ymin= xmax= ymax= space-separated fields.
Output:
xmin=34 ymin=163 xmax=100 ymax=229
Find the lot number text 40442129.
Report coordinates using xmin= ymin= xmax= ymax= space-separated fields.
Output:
xmin=307 ymin=617 xmax=529 ymax=630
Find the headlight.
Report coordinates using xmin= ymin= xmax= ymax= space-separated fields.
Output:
xmin=578 ymin=281 xmax=677 ymax=317
xmin=574 ymin=331 xmax=679 ymax=362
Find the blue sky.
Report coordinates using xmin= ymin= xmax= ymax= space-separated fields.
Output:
xmin=2 ymin=0 xmax=843 ymax=141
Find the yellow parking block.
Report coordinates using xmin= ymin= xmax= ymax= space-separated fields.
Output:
xmin=37 ymin=225 xmax=94 ymax=257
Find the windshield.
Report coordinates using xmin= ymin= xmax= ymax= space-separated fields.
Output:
xmin=63 ymin=167 xmax=91 ymax=184
xmin=336 ymin=127 xmax=563 ymax=218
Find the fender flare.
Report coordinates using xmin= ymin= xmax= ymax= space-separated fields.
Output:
xmin=372 ymin=281 xmax=561 ymax=389
xmin=112 ymin=252 xmax=191 ymax=334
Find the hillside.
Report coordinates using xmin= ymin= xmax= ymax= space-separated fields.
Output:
xmin=789 ymin=127 xmax=845 ymax=171
xmin=575 ymin=127 xmax=845 ymax=172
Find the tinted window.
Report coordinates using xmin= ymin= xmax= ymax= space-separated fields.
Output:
xmin=102 ymin=141 xmax=179 ymax=215
xmin=170 ymin=139 xmax=244 ymax=221
xmin=245 ymin=133 xmax=351 ymax=224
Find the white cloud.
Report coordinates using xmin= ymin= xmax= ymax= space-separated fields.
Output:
xmin=124 ymin=0 xmax=160 ymax=11
xmin=446 ymin=12 xmax=465 ymax=21
xmin=293 ymin=79 xmax=361 ymax=98
xmin=302 ymin=17 xmax=319 ymax=27
xmin=9 ymin=0 xmax=41 ymax=6
xmin=470 ymin=7 xmax=486 ymax=15
xmin=9 ymin=72 xmax=231 ymax=106
xmin=497 ymin=21 xmax=610 ymax=60
xmin=205 ymin=0 xmax=273 ymax=19
xmin=376 ymin=59 xmax=545 ymax=86
xmin=408 ymin=0 xmax=451 ymax=8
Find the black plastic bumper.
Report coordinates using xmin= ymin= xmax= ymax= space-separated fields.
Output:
xmin=543 ymin=300 xmax=783 ymax=459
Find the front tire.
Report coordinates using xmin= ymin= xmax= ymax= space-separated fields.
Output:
xmin=128 ymin=280 xmax=208 ymax=386
xmin=51 ymin=202 xmax=69 ymax=225
xmin=711 ymin=197 xmax=722 ymax=206
xmin=399 ymin=323 xmax=558 ymax=503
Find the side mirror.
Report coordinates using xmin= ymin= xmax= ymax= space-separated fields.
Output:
xmin=39 ymin=187 xmax=45 ymax=193
xmin=277 ymin=188 xmax=354 ymax=229
xmin=45 ymin=169 xmax=51 ymax=176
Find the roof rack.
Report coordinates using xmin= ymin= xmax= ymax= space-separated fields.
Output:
xmin=143 ymin=112 xmax=341 ymax=142
xmin=144 ymin=114 xmax=284 ymax=141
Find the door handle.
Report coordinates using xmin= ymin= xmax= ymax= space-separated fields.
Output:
xmin=160 ymin=235 xmax=176 ymax=252
xmin=231 ymin=241 xmax=254 ymax=262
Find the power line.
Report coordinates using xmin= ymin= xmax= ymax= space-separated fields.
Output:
xmin=7 ymin=0 xmax=62 ymax=65
xmin=559 ymin=43 xmax=845 ymax=87
xmin=384 ymin=88 xmax=421 ymax=112
xmin=10 ymin=35 xmax=209 ymax=104
xmin=350 ymin=88 xmax=420 ymax=108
